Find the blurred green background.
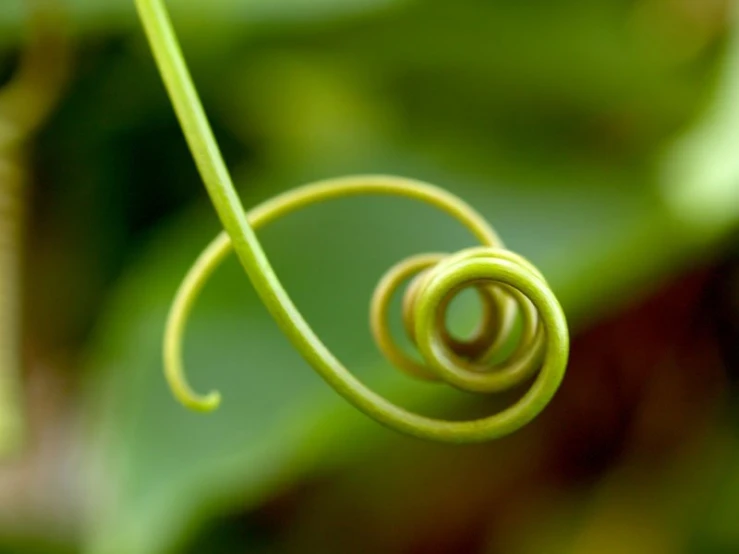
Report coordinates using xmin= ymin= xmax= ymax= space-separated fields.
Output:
xmin=2 ymin=0 xmax=739 ymax=552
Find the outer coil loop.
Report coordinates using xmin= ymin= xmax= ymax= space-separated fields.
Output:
xmin=164 ymin=175 xmax=570 ymax=443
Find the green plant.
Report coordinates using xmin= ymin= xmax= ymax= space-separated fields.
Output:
xmin=134 ymin=0 xmax=569 ymax=443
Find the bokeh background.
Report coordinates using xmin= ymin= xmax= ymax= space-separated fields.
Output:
xmin=2 ymin=0 xmax=739 ymax=552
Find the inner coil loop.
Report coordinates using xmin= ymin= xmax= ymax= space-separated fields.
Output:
xmin=371 ymin=246 xmax=545 ymax=393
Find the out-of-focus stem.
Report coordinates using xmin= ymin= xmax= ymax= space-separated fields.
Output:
xmin=0 ymin=0 xmax=69 ymax=458
xmin=0 ymin=158 xmax=25 ymax=457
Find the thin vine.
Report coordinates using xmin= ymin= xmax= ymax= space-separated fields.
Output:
xmin=134 ymin=0 xmax=570 ymax=443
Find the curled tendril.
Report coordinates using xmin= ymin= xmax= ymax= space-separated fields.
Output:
xmin=136 ymin=0 xmax=569 ymax=443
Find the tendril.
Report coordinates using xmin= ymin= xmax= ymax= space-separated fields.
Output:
xmin=135 ymin=0 xmax=570 ymax=443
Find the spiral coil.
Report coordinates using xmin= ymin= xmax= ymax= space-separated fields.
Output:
xmin=137 ymin=0 xmax=569 ymax=443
